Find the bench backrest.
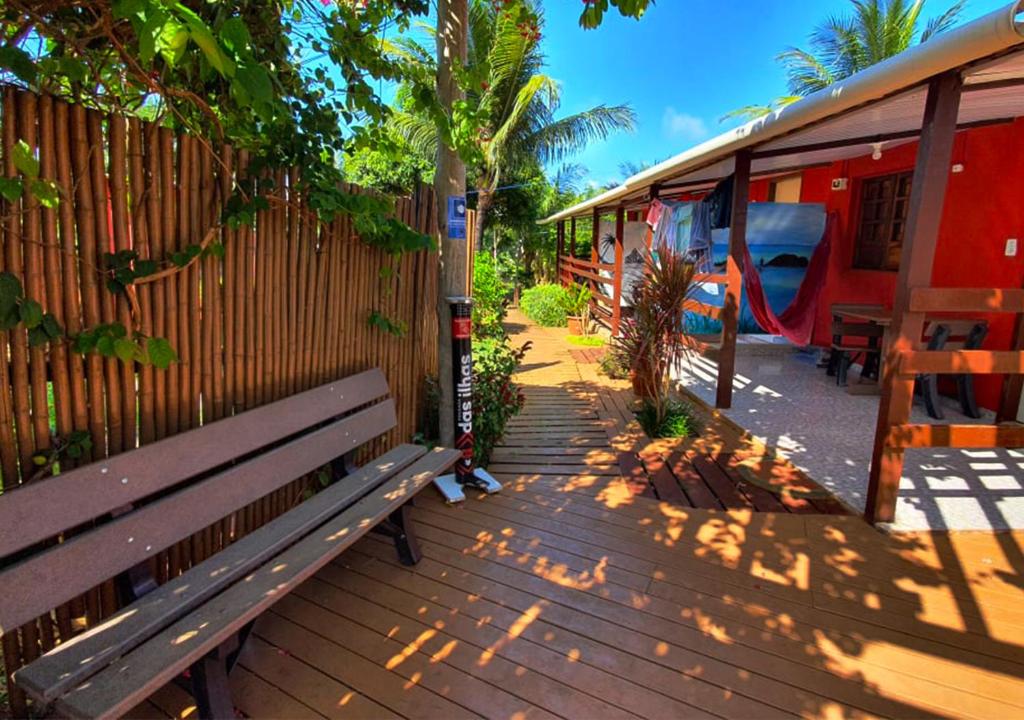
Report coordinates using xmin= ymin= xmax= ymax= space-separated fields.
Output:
xmin=0 ymin=369 xmax=395 ymax=634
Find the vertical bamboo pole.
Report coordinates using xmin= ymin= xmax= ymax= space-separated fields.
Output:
xmin=286 ymin=170 xmax=300 ymax=394
xmin=128 ymin=118 xmax=155 ymax=446
xmin=188 ymin=135 xmax=202 ymax=428
xmin=68 ymin=101 xmax=107 ymax=625
xmin=143 ymin=122 xmax=167 ymax=440
xmin=160 ymin=128 xmax=179 ymax=437
xmin=87 ymin=109 xmax=122 ymax=463
xmin=175 ymin=134 xmax=192 ymax=430
xmin=199 ymin=145 xmax=214 ymax=424
xmin=109 ymin=114 xmax=138 ymax=452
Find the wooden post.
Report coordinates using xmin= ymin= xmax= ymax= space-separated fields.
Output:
xmin=612 ymin=206 xmax=625 ymax=336
xmin=716 ymin=149 xmax=751 ymax=409
xmin=434 ymin=0 xmax=469 ymax=449
xmin=555 ymin=220 xmax=564 ymax=285
xmin=570 ymin=216 xmax=577 ymax=259
xmin=865 ymin=71 xmax=963 ymax=524
xmin=997 ymin=289 xmax=1024 ymax=422
xmin=590 ymin=207 xmax=600 ymax=264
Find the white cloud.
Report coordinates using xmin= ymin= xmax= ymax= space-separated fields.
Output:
xmin=661 ymin=107 xmax=709 ymax=142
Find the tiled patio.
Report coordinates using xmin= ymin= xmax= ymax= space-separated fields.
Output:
xmin=677 ymin=347 xmax=1024 ymax=531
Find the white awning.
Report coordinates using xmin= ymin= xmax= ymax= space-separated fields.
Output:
xmin=540 ymin=0 xmax=1024 ymax=224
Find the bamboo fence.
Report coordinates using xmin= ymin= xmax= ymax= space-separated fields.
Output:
xmin=0 ymin=87 xmax=441 ymax=715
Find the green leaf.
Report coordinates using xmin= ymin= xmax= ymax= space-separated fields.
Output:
xmin=12 ymin=141 xmax=39 ymax=179
xmin=96 ymin=334 xmax=115 ymax=357
xmin=219 ymin=17 xmax=252 ymax=55
xmin=234 ymin=63 xmax=273 ymax=106
xmin=0 ymin=47 xmax=36 ymax=84
xmin=74 ymin=331 xmax=97 ymax=354
xmin=66 ymin=443 xmax=82 ymax=459
xmin=157 ymin=18 xmax=189 ymax=66
xmin=19 ymin=299 xmax=43 ymax=329
xmin=41 ymin=313 xmax=63 ymax=339
xmin=175 ymin=4 xmax=235 ymax=77
xmin=146 ymin=337 xmax=178 ymax=369
xmin=0 ymin=177 xmax=22 ymax=202
xmin=31 ymin=452 xmax=49 ymax=467
xmin=27 ymin=326 xmax=49 ymax=347
xmin=0 ymin=272 xmax=24 ymax=329
xmin=112 ymin=0 xmax=145 ymax=20
xmin=30 ymin=179 xmax=59 ymax=208
xmin=113 ymin=338 xmax=138 ymax=363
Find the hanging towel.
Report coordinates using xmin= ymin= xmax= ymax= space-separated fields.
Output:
xmin=646 ymin=198 xmax=665 ymax=229
xmin=688 ymin=199 xmax=713 ymax=273
xmin=707 ymin=174 xmax=734 ymax=229
xmin=741 ymin=212 xmax=836 ymax=346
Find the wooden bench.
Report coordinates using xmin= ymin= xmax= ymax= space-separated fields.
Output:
xmin=0 ymin=369 xmax=458 ymax=719
xmin=917 ymin=320 xmax=988 ymax=419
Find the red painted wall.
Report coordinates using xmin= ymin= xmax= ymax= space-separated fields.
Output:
xmin=799 ymin=119 xmax=1024 ymax=411
xmin=665 ymin=120 xmax=1024 ymax=410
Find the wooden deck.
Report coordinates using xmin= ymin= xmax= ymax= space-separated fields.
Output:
xmin=135 ymin=314 xmax=1024 ymax=719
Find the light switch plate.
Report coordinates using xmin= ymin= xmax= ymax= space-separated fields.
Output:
xmin=1007 ymin=238 xmax=1018 ymax=257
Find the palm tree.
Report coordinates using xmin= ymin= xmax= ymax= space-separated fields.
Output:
xmin=723 ymin=0 xmax=964 ymax=121
xmin=388 ymin=1 xmax=636 ymax=247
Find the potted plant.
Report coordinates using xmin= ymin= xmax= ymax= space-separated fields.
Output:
xmin=563 ymin=282 xmax=593 ymax=336
xmin=612 ymin=243 xmax=698 ymax=432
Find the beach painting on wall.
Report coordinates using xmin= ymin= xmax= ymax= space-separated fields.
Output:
xmin=688 ymin=202 xmax=827 ymax=334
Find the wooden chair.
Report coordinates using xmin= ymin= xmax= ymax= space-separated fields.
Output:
xmin=0 ymin=369 xmax=458 ymax=719
xmin=917 ymin=320 xmax=989 ymax=419
xmin=829 ymin=319 xmax=884 ymax=386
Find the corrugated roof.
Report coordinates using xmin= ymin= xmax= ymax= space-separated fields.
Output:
xmin=540 ymin=1 xmax=1024 ymax=224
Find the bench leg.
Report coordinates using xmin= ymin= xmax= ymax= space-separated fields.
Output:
xmin=373 ymin=501 xmax=422 ymax=566
xmin=918 ymin=373 xmax=944 ymax=420
xmin=957 ymin=374 xmax=982 ymax=418
xmin=190 ymin=621 xmax=254 ymax=720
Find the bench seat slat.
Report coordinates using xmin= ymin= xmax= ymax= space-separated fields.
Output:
xmin=0 ymin=371 xmax=389 ymax=559
xmin=0 ymin=400 xmax=396 ymax=635
xmin=56 ymin=447 xmax=460 ymax=720
xmin=13 ymin=444 xmax=428 ymax=704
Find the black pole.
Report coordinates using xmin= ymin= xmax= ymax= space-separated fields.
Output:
xmin=449 ymin=296 xmax=478 ymax=486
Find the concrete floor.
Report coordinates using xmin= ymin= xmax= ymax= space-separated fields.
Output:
xmin=675 ymin=348 xmax=1024 ymax=531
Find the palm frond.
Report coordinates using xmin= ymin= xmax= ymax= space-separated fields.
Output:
xmin=527 ymin=104 xmax=637 ymax=166
xmin=920 ymin=0 xmax=965 ymax=42
xmin=389 ymin=111 xmax=439 ymax=160
xmin=777 ymin=46 xmax=836 ymax=95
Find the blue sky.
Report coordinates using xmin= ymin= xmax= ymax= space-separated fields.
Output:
xmin=538 ymin=0 xmax=1010 ymax=188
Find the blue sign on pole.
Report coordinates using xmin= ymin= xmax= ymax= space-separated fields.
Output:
xmin=447 ymin=195 xmax=467 ymax=240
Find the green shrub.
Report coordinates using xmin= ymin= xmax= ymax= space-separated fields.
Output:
xmin=473 ymin=337 xmax=529 ymax=465
xmin=599 ymin=346 xmax=630 ymax=379
xmin=634 ymin=397 xmax=698 ymax=439
xmin=472 ymin=253 xmax=511 ymax=339
xmin=520 ymin=283 xmax=571 ymax=327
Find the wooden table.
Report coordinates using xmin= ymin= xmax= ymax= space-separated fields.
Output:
xmin=831 ymin=304 xmax=891 ymax=394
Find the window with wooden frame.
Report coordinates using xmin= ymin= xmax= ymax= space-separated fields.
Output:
xmin=852 ymin=171 xmax=913 ymax=271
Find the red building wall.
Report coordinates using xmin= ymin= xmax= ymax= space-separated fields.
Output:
xmin=797 ymin=118 xmax=1024 ymax=411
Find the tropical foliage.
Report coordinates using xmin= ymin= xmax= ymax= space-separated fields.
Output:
xmin=613 ymin=244 xmax=698 ymax=433
xmin=387 ymin=0 xmax=636 ymax=247
xmin=520 ymin=283 xmax=571 ymax=327
xmin=472 ymin=336 xmax=527 ymax=465
xmin=725 ymin=0 xmax=964 ymax=120
xmin=472 ymin=252 xmax=512 ymax=339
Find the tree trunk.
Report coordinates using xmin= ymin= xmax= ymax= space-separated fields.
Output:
xmin=435 ymin=0 xmax=468 ymax=448
xmin=474 ymin=188 xmax=493 ymax=252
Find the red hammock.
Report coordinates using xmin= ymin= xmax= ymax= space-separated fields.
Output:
xmin=740 ymin=212 xmax=836 ymax=346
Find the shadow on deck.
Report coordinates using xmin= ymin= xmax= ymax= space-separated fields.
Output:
xmin=140 ymin=313 xmax=1024 ymax=719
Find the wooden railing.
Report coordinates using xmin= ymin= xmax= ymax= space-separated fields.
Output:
xmin=870 ymin=285 xmax=1024 ymax=522
xmin=558 ymin=255 xmax=619 ymax=326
